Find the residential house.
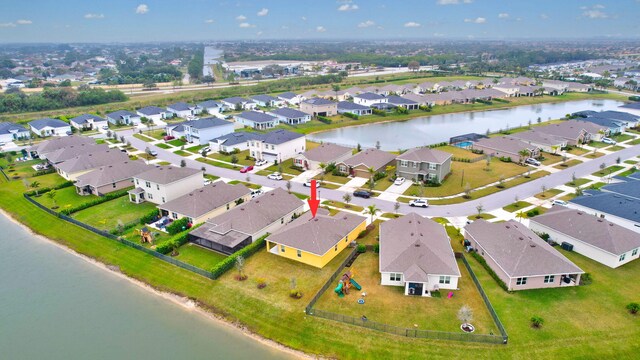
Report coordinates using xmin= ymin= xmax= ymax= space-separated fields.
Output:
xmin=197 ymin=100 xmax=224 ymax=114
xmin=248 ymin=129 xmax=305 ymax=163
xmin=221 ymin=97 xmax=256 ymax=111
xmin=378 ymin=84 xmax=406 ymax=96
xmin=337 ymin=101 xmax=372 ymax=116
xmin=293 ymin=143 xmax=353 ymax=171
xmin=536 ymin=119 xmax=606 ymax=145
xmin=386 ymin=95 xmax=419 ymax=110
xmin=597 ymin=110 xmax=640 ymax=128
xmin=268 ymin=107 xmax=312 ymax=125
xmin=464 ymin=220 xmax=584 ymax=291
xmin=165 ymin=122 xmax=187 ymax=139
xmin=299 ymin=98 xmax=338 ymax=117
xmin=620 ymin=102 xmax=640 ymax=118
xmin=167 ymin=102 xmax=201 ymax=118
xmin=415 ymin=81 xmax=436 ymax=93
xmin=250 ymin=94 xmax=284 ymax=107
xmin=209 ymin=132 xmax=263 ymax=153
xmin=235 ymin=111 xmax=279 ymax=130
xmin=578 ymin=116 xmax=627 ymax=135
xmin=128 ymin=166 xmax=203 ymax=205
xmin=278 ymin=92 xmax=304 ymax=105
xmin=29 ymin=118 xmax=71 ymax=137
xmin=26 ymin=136 xmax=95 ymax=159
xmin=0 ymin=122 xmax=29 ymax=144
xmin=353 ymin=92 xmax=386 ymax=107
xmin=188 ymin=188 xmax=305 ymax=254
xmin=158 ymin=182 xmax=252 ymax=224
xmin=401 ymin=93 xmax=428 ymax=106
xmin=75 ymin=160 xmax=152 ymax=196
xmin=336 ymin=148 xmax=397 ymax=178
xmin=136 ymin=106 xmax=168 ymax=125
xmin=510 ymin=130 xmax=567 ymax=153
xmin=379 ymin=213 xmax=461 ymax=296
xmin=569 ymin=193 xmax=640 ymax=233
xmin=472 ymin=137 xmax=539 ymax=163
xmin=69 ymin=114 xmax=108 ymax=131
xmin=43 ymin=143 xmax=108 ymax=164
xmin=54 ymin=149 xmax=129 ymax=180
xmin=181 ymin=117 xmax=234 ymax=145
xmin=106 ymin=110 xmax=141 ymax=126
xmin=266 ymin=209 xmax=366 ymax=268
xmin=396 ymin=147 xmax=452 ymax=183
xmin=530 ymin=207 xmax=640 ymax=268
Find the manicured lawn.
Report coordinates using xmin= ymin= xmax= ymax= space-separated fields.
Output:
xmin=588 ymin=141 xmax=609 ymax=149
xmin=207 ymin=150 xmax=254 ymax=166
xmin=589 ymin=182 xmax=607 ymax=190
xmin=196 ymin=157 xmax=241 ymax=170
xmin=156 ymin=161 xmax=172 ymax=166
xmin=606 ymin=145 xmax=625 ymax=152
xmin=313 ymin=172 xmax=350 ymax=184
xmin=552 ymin=159 xmax=582 ymax=169
xmin=610 ymin=133 xmax=635 ymax=143
xmin=584 ymin=151 xmax=604 ymax=159
xmin=628 ymin=138 xmax=640 ymax=145
xmin=227 ymin=180 xmax=261 ymax=189
xmin=567 ymin=147 xmax=589 ymax=156
xmin=167 ymin=139 xmax=187 ymax=147
xmin=145 ymin=129 xmax=166 ymax=140
xmin=439 ymin=145 xmax=484 ymax=161
xmin=534 ymin=188 xmax=563 ymax=199
xmin=364 ymin=177 xmax=394 ymax=192
xmin=592 ymin=165 xmax=624 ymax=177
xmin=1 ymin=159 xmax=41 ymax=180
xmin=623 ymin=160 xmax=638 ymax=165
xmin=540 ymin=154 xmax=562 ymax=166
xmin=33 ymin=186 xmax=89 ymax=210
xmin=565 ymin=178 xmax=592 ymax=187
xmin=314 ymin=253 xmax=496 ymax=334
xmin=467 ymin=213 xmax=496 ymax=221
xmin=133 ymin=133 xmax=154 ymax=142
xmin=156 ymin=143 xmax=171 ymax=149
xmin=618 ymin=168 xmax=638 ymax=177
xmin=524 ymin=206 xmax=548 ymax=218
xmin=266 ymin=158 xmax=304 ymax=175
xmin=72 ymin=197 xmax=158 ymax=231
xmin=26 ymin=172 xmax=69 ymax=189
xmin=321 ymin=200 xmax=364 ymax=213
xmin=173 ymin=243 xmax=227 ymax=270
xmin=174 ymin=150 xmax=191 ymax=157
xmin=558 ymin=193 xmax=577 ymax=201
xmin=502 ymin=201 xmax=533 ymax=212
xmin=95 ymin=139 xmax=106 ymax=144
xmin=186 ymin=144 xmax=207 ymax=153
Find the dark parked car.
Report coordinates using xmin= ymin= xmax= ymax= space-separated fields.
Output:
xmin=163 ymin=135 xmax=175 ymax=141
xmin=353 ymin=190 xmax=373 ymax=198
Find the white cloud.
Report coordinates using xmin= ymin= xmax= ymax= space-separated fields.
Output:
xmin=239 ymin=22 xmax=255 ymax=28
xmin=338 ymin=3 xmax=359 ymax=11
xmin=498 ymin=13 xmax=509 ymax=19
xmin=593 ymin=4 xmax=605 ymax=9
xmin=0 ymin=23 xmax=16 ymax=28
xmin=204 ymin=19 xmax=215 ymax=23
xmin=16 ymin=19 xmax=32 ymax=25
xmin=301 ymin=16 xmax=307 ymax=21
xmin=236 ymin=15 xmax=247 ymax=21
xmin=540 ymin=13 xmax=549 ymax=19
xmin=357 ymin=20 xmax=375 ymax=28
xmin=256 ymin=31 xmax=263 ymax=36
xmin=316 ymin=26 xmax=326 ymax=32
xmin=257 ymin=8 xmax=269 ymax=16
xmin=404 ymin=21 xmax=421 ymax=27
xmin=464 ymin=17 xmax=486 ymax=23
xmin=135 ymin=4 xmax=149 ymax=14
xmin=582 ymin=5 xmax=609 ymax=19
xmin=84 ymin=13 xmax=105 ymax=19
xmin=437 ymin=0 xmax=472 ymax=4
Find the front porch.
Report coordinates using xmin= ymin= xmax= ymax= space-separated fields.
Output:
xmin=559 ymin=273 xmax=581 ymax=287
xmin=405 ymin=281 xmax=437 ymax=297
xmin=128 ymin=187 xmax=146 ymax=203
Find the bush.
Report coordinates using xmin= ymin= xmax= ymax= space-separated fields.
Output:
xmin=256 ymin=277 xmax=267 ymax=289
xmin=24 ymin=180 xmax=74 ymax=196
xmin=58 ymin=187 xmax=131 ymax=215
xmin=580 ymin=273 xmax=593 ymax=285
xmin=166 ymin=217 xmax=191 ymax=235
xmin=371 ymin=109 xmax=387 ymax=117
xmin=289 ymin=289 xmax=303 ymax=299
xmin=317 ymin=116 xmax=332 ymax=124
xmin=428 ymin=142 xmax=448 ymax=148
xmin=626 ymin=302 xmax=639 ymax=315
xmin=498 ymin=156 xmax=512 ymax=163
xmin=342 ymin=112 xmax=359 ymax=120
xmin=526 ymin=208 xmax=540 ymax=218
xmin=530 ymin=316 xmax=544 ymax=328
xmin=357 ymin=244 xmax=366 ymax=253
xmin=209 ymin=234 xmax=268 ymax=278
xmin=155 ymin=231 xmax=191 ymax=255
xmin=373 ymin=243 xmax=380 ymax=253
xmin=139 ymin=209 xmax=160 ymax=225
xmin=470 ymin=252 xmax=509 ymax=291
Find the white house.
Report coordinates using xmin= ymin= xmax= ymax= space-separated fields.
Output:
xmin=221 ymin=97 xmax=256 ymax=111
xmin=250 ymin=94 xmax=284 ymax=107
xmin=208 ymin=132 xmax=263 ymax=153
xmin=277 ymin=92 xmax=304 ymax=105
xmin=0 ymin=122 xmax=30 ymax=144
xmin=379 ymin=213 xmax=461 ymax=297
xmin=248 ymin=129 xmax=305 ymax=163
xmin=29 ymin=118 xmax=71 ymax=137
xmin=136 ymin=106 xmax=169 ymax=125
xmin=69 ymin=114 xmax=108 ymax=131
xmin=530 ymin=207 xmax=640 ymax=269
xmin=167 ymin=102 xmax=201 ymax=118
xmin=106 ymin=110 xmax=141 ymax=126
xmin=353 ymin=92 xmax=387 ymax=107
xmin=197 ymin=100 xmax=224 ymax=114
xmin=235 ymin=111 xmax=279 ymax=130
xmin=337 ymin=101 xmax=372 ymax=116
xmin=267 ymin=107 xmax=312 ymax=125
xmin=181 ymin=117 xmax=234 ymax=145
xmin=129 ymin=166 xmax=204 ymax=205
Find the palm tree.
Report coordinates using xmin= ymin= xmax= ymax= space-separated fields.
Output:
xmin=29 ymin=181 xmax=41 ymax=196
xmin=364 ymin=204 xmax=380 ymax=223
xmin=518 ymin=149 xmax=530 ymax=164
xmin=46 ymin=190 xmax=58 ymax=209
xmin=318 ymin=162 xmax=326 ymax=174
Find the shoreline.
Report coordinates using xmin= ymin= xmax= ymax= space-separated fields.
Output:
xmin=0 ymin=207 xmax=311 ymax=360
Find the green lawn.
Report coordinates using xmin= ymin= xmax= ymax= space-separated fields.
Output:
xmin=588 ymin=141 xmax=609 ymax=149
xmin=623 ymin=160 xmax=638 ymax=165
xmin=534 ymin=189 xmax=563 ymax=199
xmin=33 ymin=186 xmax=89 ymax=210
xmin=167 ymin=139 xmax=187 ymax=147
xmin=618 ymin=168 xmax=638 ymax=177
xmin=207 ymin=150 xmax=254 ymax=166
xmin=589 ymin=182 xmax=607 ymax=190
xmin=552 ymin=159 xmax=582 ymax=170
xmin=1 ymin=159 xmax=41 ymax=180
xmin=467 ymin=213 xmax=497 ymax=221
xmin=628 ymin=138 xmax=640 ymax=145
xmin=196 ymin=157 xmax=241 ymax=170
xmin=156 ymin=161 xmax=172 ymax=166
xmin=524 ymin=206 xmax=548 ymax=218
xmin=606 ymin=145 xmax=625 ymax=152
xmin=584 ymin=151 xmax=604 ymax=159
xmin=592 ymin=165 xmax=624 ymax=177
xmin=133 ymin=133 xmax=155 ymax=142
xmin=72 ymin=197 xmax=158 ymax=231
xmin=439 ymin=145 xmax=484 ymax=161
xmin=156 ymin=143 xmax=171 ymax=149
xmin=502 ymin=201 xmax=533 ymax=212
xmin=173 ymin=243 xmax=227 ymax=270
xmin=610 ymin=133 xmax=635 ymax=143
xmin=565 ymin=178 xmax=592 ymax=187
xmin=313 ymin=172 xmax=350 ymax=184
xmin=145 ymin=129 xmax=166 ymax=140
xmin=227 ymin=180 xmax=261 ymax=189
xmin=558 ymin=193 xmax=577 ymax=202
xmin=266 ymin=158 xmax=304 ymax=175
xmin=174 ymin=150 xmax=191 ymax=157
xmin=320 ymin=200 xmax=364 ymax=213
xmin=364 ymin=177 xmax=394 ymax=192
xmin=186 ymin=145 xmax=207 ymax=153
xmin=567 ymin=147 xmax=589 ymax=156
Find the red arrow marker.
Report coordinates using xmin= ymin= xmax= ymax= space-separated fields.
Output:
xmin=307 ymin=179 xmax=320 ymax=218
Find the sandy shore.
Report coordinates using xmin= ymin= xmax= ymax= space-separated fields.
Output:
xmin=0 ymin=208 xmax=312 ymax=360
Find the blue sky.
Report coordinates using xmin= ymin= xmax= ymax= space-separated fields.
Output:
xmin=0 ymin=0 xmax=638 ymax=43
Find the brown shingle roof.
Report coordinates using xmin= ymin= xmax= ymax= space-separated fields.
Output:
xmin=341 ymin=148 xmax=396 ymax=171
xmin=397 ymin=147 xmax=451 ymax=164
xmin=75 ymin=160 xmax=152 ymax=188
xmin=134 ymin=166 xmax=202 ymax=185
xmin=55 ymin=150 xmax=129 ymax=174
xmin=158 ymin=182 xmax=251 ymax=219
xmin=300 ymin=143 xmax=352 ymax=163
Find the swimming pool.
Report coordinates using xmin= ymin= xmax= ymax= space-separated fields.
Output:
xmin=454 ymin=141 xmax=473 ymax=148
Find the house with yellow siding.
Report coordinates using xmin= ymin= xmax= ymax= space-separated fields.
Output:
xmin=266 ymin=209 xmax=367 ymax=268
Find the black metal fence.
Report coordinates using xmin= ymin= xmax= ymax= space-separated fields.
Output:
xmin=0 ymin=166 xmax=9 ymax=181
xmin=305 ymin=247 xmax=358 ymax=312
xmin=23 ymin=194 xmax=217 ymax=280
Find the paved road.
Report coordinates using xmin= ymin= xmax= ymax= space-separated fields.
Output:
xmin=123 ymin=130 xmax=640 ymax=217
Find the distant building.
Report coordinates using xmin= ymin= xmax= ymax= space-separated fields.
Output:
xmin=69 ymin=114 xmax=108 ymax=131
xmin=267 ymin=107 xmax=312 ymax=125
xmin=235 ymin=111 xmax=279 ymax=130
xmin=106 ymin=110 xmax=141 ymax=126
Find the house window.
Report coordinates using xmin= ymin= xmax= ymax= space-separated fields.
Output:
xmin=297 ymin=250 xmax=302 ymax=258
xmin=280 ymin=245 xmax=285 ymax=252
xmin=172 ymin=212 xmax=178 ymax=219
xmin=516 ymin=277 xmax=527 ymax=285
xmin=334 ymin=245 xmax=338 ymax=251
xmin=620 ymin=253 xmax=626 ymax=262
xmin=428 ymin=163 xmax=437 ymax=170
xmin=439 ymin=276 xmax=451 ymax=284
xmin=544 ymin=275 xmax=555 ymax=284
xmin=632 ymin=248 xmax=638 ymax=256
xmin=339 ymin=165 xmax=347 ymax=173
xmin=156 ymin=184 xmax=160 ymax=190
xmin=145 ymin=181 xmax=151 ymax=188
xmin=389 ymin=273 xmax=402 ymax=282
xmin=148 ymin=193 xmax=153 ymax=200
xmin=412 ymin=161 xmax=417 ymax=168
xmin=226 ymin=203 xmax=230 ymax=210
xmin=136 ymin=179 xmax=139 ymax=185
xmin=162 ymin=197 xmax=165 ymax=203
xmin=112 ymin=182 xmax=116 ymax=188
xmin=281 ymin=217 xmax=284 ymax=224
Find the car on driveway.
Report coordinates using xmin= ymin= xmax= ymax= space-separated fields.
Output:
xmin=602 ymin=137 xmax=617 ymax=145
xmin=409 ymin=198 xmax=429 ymax=208
xmin=525 ymin=158 xmax=541 ymax=166
xmin=203 ymin=179 xmax=212 ymax=186
xmin=250 ymin=188 xmax=264 ymax=198
xmin=255 ymin=159 xmax=268 ymax=166
xmin=303 ymin=179 xmax=321 ymax=187
xmin=353 ymin=190 xmax=373 ymax=198
xmin=394 ymin=177 xmax=406 ymax=186
xmin=267 ymin=172 xmax=283 ymax=180
xmin=147 ymin=149 xmax=158 ymax=156
xmin=551 ymin=199 xmax=568 ymax=206
xmin=163 ymin=135 xmax=175 ymax=141
xmin=240 ymin=165 xmax=254 ymax=173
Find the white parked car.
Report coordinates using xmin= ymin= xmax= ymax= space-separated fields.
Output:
xmin=525 ymin=158 xmax=541 ymax=166
xmin=304 ymin=179 xmax=321 ymax=187
xmin=250 ymin=188 xmax=264 ymax=198
xmin=255 ymin=159 xmax=268 ymax=166
xmin=409 ymin=198 xmax=429 ymax=208
xmin=602 ymin=137 xmax=616 ymax=145
xmin=551 ymin=199 xmax=568 ymax=206
xmin=267 ymin=172 xmax=283 ymax=181
xmin=203 ymin=179 xmax=212 ymax=186
xmin=394 ymin=177 xmax=406 ymax=186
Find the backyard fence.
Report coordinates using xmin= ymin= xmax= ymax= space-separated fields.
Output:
xmin=305 ymin=247 xmax=358 ymax=312
xmin=23 ymin=193 xmax=217 ymax=280
xmin=0 ymin=166 xmax=9 ymax=181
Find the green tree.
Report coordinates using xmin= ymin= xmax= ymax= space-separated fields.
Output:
xmin=46 ymin=190 xmax=58 ymax=208
xmin=364 ymin=204 xmax=380 ymax=223
xmin=530 ymin=316 xmax=544 ymax=328
xmin=342 ymin=193 xmax=352 ymax=207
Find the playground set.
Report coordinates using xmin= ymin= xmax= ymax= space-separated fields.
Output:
xmin=138 ymin=227 xmax=153 ymax=244
xmin=334 ymin=270 xmax=363 ymax=298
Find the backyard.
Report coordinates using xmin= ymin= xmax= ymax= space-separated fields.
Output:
xmin=72 ymin=196 xmax=158 ymax=231
xmin=174 ymin=243 xmax=227 ymax=269
xmin=33 ymin=186 xmax=88 ymax=210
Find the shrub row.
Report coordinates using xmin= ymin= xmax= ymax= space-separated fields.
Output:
xmin=452 ymin=157 xmax=472 ymax=163
xmin=166 ymin=217 xmax=191 ymax=235
xmin=33 ymin=168 xmax=56 ymax=177
xmin=428 ymin=142 xmax=448 ymax=148
xmin=470 ymin=252 xmax=509 ymax=292
xmin=371 ymin=109 xmax=387 ymax=117
xmin=155 ymin=231 xmax=191 ymax=255
xmin=210 ymin=234 xmax=268 ymax=278
xmin=317 ymin=116 xmax=332 ymax=124
xmin=498 ymin=156 xmax=512 ymax=163
xmin=24 ymin=180 xmax=74 ymax=196
xmin=139 ymin=209 xmax=160 ymax=225
xmin=342 ymin=112 xmax=359 ymax=120
xmin=59 ymin=187 xmax=132 ymax=215
xmin=526 ymin=208 xmax=540 ymax=218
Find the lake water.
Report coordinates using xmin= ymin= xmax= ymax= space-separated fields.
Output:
xmin=308 ymin=99 xmax=625 ymax=150
xmin=0 ymin=214 xmax=291 ymax=360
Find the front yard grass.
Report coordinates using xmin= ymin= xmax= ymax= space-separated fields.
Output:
xmin=627 ymin=138 xmax=640 ymax=145
xmin=565 ymin=178 xmax=592 ymax=187
xmin=592 ymin=165 xmax=624 ymax=177
xmin=186 ymin=144 xmax=207 ymax=153
xmin=610 ymin=133 xmax=635 ymax=143
xmin=167 ymin=139 xmax=187 ymax=147
xmin=266 ymin=158 xmax=304 ymax=175
xmin=588 ymin=141 xmax=609 ymax=149
xmin=584 ymin=151 xmax=604 ymax=159
xmin=156 ymin=161 xmax=172 ymax=166
xmin=567 ymin=147 xmax=589 ymax=156
xmin=314 ymin=252 xmax=496 ymax=334
xmin=156 ymin=143 xmax=171 ymax=149
xmin=589 ymin=182 xmax=607 ymax=190
xmin=313 ymin=172 xmax=350 ymax=184
xmin=133 ymin=133 xmax=154 ymax=142
xmin=321 ymin=200 xmax=364 ymax=213
xmin=174 ymin=150 xmax=191 ymax=157
xmin=534 ymin=188 xmax=563 ymax=199
xmin=618 ymin=168 xmax=638 ymax=177
xmin=207 ymin=150 xmax=254 ymax=166
xmin=173 ymin=243 xmax=227 ymax=270
xmin=606 ymin=145 xmax=625 ymax=152
xmin=196 ymin=157 xmax=241 ymax=170
xmin=467 ymin=213 xmax=496 ymax=221
xmin=502 ymin=201 xmax=533 ymax=212
xmin=552 ymin=159 xmax=582 ymax=169
xmin=227 ymin=180 xmax=262 ymax=189
xmin=71 ymin=196 xmax=158 ymax=231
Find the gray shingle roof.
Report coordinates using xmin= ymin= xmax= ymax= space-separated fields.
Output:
xmin=464 ymin=220 xmax=583 ymax=277
xmin=341 ymin=148 xmax=397 ymax=170
xmin=302 ymin=98 xmax=336 ymax=106
xmin=268 ymin=107 xmax=309 ymax=118
xmin=75 ymin=160 xmax=152 ymax=188
xmin=167 ymin=102 xmax=194 ymax=111
xmin=236 ymin=111 xmax=278 ymax=123
xmin=134 ymin=166 xmax=202 ymax=185
xmin=386 ymin=95 xmax=418 ymax=106
xmin=28 ymin=135 xmax=95 ymax=155
xmin=531 ymin=207 xmax=640 ymax=255
xmin=159 ymin=182 xmax=251 ymax=219
xmin=106 ymin=110 xmax=138 ymax=119
xmin=55 ymin=150 xmax=130 ymax=174
xmin=198 ymin=100 xmax=222 ymax=108
xmin=337 ymin=101 xmax=371 ymax=111
xmin=260 ymin=129 xmax=304 ymax=145
xmin=44 ymin=143 xmax=109 ymax=163
xmin=210 ymin=132 xmax=264 ymax=146
xmin=251 ymin=94 xmax=278 ymax=103
xmin=222 ymin=97 xmax=249 ymax=105
xmin=536 ymin=119 xmax=604 ymax=139
xmin=355 ymin=92 xmax=384 ymax=101
xmin=70 ymin=114 xmax=104 ymax=125
xmin=267 ymin=209 xmax=365 ymax=256
xmin=300 ymin=143 xmax=352 ymax=163
xmin=29 ymin=118 xmax=69 ymax=130
xmin=510 ymin=130 xmax=566 ymax=147
xmin=278 ymin=92 xmax=297 ymax=100
xmin=0 ymin=122 xmax=27 ymax=135
xmin=380 ymin=213 xmax=460 ymax=277
xmin=183 ymin=117 xmax=233 ymax=129
xmin=621 ymin=102 xmax=640 ymax=110
xmin=602 ymin=181 xmax=640 ymax=200
xmin=397 ymin=147 xmax=451 ymax=164
xmin=137 ymin=106 xmax=165 ymax=116
xmin=473 ymin=136 xmax=538 ymax=155
xmin=570 ymin=192 xmax=640 ymax=223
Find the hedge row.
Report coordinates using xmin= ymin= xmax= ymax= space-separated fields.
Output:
xmin=166 ymin=217 xmax=191 ymax=235
xmin=342 ymin=112 xmax=359 ymax=120
xmin=210 ymin=233 xmax=268 ymax=278
xmin=139 ymin=209 xmax=160 ymax=225
xmin=33 ymin=168 xmax=56 ymax=177
xmin=59 ymin=187 xmax=132 ymax=215
xmin=155 ymin=231 xmax=191 ymax=255
xmin=24 ymin=180 xmax=74 ymax=196
xmin=470 ymin=251 xmax=509 ymax=292
xmin=317 ymin=116 xmax=332 ymax=124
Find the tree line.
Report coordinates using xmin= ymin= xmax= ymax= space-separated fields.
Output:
xmin=0 ymin=87 xmax=128 ymax=114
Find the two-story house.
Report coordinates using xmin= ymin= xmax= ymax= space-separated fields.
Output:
xmin=299 ymin=98 xmax=337 ymax=117
xmin=136 ymin=106 xmax=169 ymax=125
xmin=248 ymin=129 xmax=305 ymax=163
xmin=353 ymin=92 xmax=386 ymax=107
xmin=181 ymin=117 xmax=234 ymax=145
xmin=167 ymin=102 xmax=201 ymax=118
xmin=395 ymin=147 xmax=452 ymax=183
xmin=106 ymin=110 xmax=141 ymax=126
xmin=128 ymin=166 xmax=203 ymax=205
